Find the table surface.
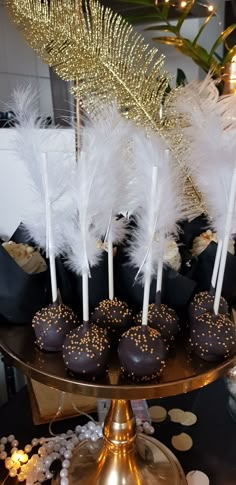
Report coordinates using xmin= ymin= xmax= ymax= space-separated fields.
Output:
xmin=0 ymin=378 xmax=236 ymax=485
xmin=0 ymin=325 xmax=236 ymax=399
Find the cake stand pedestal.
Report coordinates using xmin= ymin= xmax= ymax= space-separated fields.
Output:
xmin=0 ymin=326 xmax=235 ymax=485
xmin=63 ymin=398 xmax=186 ymax=485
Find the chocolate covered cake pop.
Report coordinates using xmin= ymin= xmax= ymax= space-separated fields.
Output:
xmin=136 ymin=303 xmax=179 ymax=343
xmin=189 ymin=291 xmax=229 ymax=322
xmin=189 ymin=312 xmax=236 ymax=362
xmin=118 ymin=325 xmax=167 ymax=382
xmin=32 ymin=303 xmax=79 ymax=352
xmin=62 ymin=323 xmax=110 ymax=380
xmin=91 ymin=297 xmax=132 ymax=341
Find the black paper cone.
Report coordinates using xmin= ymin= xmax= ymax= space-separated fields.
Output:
xmin=195 ymin=241 xmax=236 ymax=304
xmin=116 ymin=247 xmax=196 ymax=313
xmin=0 ymin=244 xmax=49 ymax=324
xmin=178 ymin=214 xmax=209 ymax=248
xmin=56 ymin=251 xmax=110 ymax=319
xmin=11 ymin=224 xmax=32 ymax=244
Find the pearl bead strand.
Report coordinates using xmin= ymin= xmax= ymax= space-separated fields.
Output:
xmin=0 ymin=419 xmax=154 ymax=484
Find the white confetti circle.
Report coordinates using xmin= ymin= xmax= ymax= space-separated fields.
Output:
xmin=186 ymin=470 xmax=210 ymax=485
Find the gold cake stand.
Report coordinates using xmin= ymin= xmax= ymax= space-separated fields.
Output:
xmin=0 ymin=325 xmax=235 ymax=485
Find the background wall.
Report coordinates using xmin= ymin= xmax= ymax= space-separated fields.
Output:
xmin=0 ymin=5 xmax=53 ymax=116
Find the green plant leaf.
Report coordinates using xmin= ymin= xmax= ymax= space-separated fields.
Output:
xmin=176 ymin=68 xmax=188 ymax=86
xmin=183 ymin=39 xmax=210 ymax=63
xmin=117 ymin=0 xmax=155 ymax=6
xmin=209 ymin=24 xmax=236 ymax=58
xmin=145 ymin=24 xmax=177 ymax=33
xmin=176 ymin=45 xmax=210 ymax=72
xmin=213 ymin=52 xmax=223 ymax=62
xmin=152 ymin=35 xmax=183 ymax=47
xmin=222 ymin=45 xmax=236 ymax=65
xmin=123 ymin=13 xmax=164 ymax=24
xmin=176 ymin=0 xmax=196 ymax=32
xmin=175 ymin=39 xmax=219 ymax=73
xmin=161 ymin=1 xmax=171 ymax=20
xmin=192 ymin=11 xmax=215 ymax=46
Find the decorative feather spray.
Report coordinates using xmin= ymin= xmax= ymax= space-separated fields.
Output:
xmin=63 ymin=104 xmax=132 ymax=320
xmin=7 ymin=0 xmax=203 ymax=219
xmin=89 ymin=105 xmax=138 ymax=300
xmin=79 ymin=104 xmax=137 ymax=302
xmin=9 ymin=86 xmax=74 ymax=303
xmin=176 ymin=77 xmax=236 ymax=313
xmin=61 ymin=141 xmax=114 ymax=377
xmin=129 ymin=131 xmax=184 ymax=325
xmin=64 ymin=149 xmax=103 ymax=324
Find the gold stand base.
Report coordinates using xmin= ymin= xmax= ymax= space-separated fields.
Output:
xmin=67 ymin=434 xmax=186 ymax=485
xmin=54 ymin=399 xmax=187 ymax=485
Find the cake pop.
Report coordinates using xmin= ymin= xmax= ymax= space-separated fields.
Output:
xmin=63 ymin=322 xmax=110 ymax=379
xmin=33 ymin=303 xmax=79 ymax=351
xmin=136 ymin=303 xmax=179 ymax=344
xmin=91 ymin=297 xmax=133 ymax=341
xmin=189 ymin=312 xmax=236 ymax=362
xmin=118 ymin=325 xmax=167 ymax=381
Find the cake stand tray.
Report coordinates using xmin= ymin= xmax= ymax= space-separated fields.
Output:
xmin=0 ymin=325 xmax=235 ymax=485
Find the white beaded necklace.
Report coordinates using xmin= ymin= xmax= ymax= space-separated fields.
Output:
xmin=0 ymin=419 xmax=154 ymax=484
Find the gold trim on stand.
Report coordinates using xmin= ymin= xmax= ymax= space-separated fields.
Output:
xmin=0 ymin=326 xmax=235 ymax=399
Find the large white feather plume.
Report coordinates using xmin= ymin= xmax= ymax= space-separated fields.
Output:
xmin=176 ymin=76 xmax=236 ymax=239
xmin=63 ymin=150 xmax=103 ymax=276
xmin=64 ymin=104 xmax=138 ymax=276
xmin=83 ymin=104 xmax=137 ymax=242
xmin=9 ymin=86 xmax=74 ymax=255
xmin=129 ymin=129 xmax=185 ymax=281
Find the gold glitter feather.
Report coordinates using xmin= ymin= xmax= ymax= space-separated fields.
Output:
xmin=7 ymin=0 xmax=204 ymax=217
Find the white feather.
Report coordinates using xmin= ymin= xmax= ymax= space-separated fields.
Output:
xmin=63 ymin=150 xmax=103 ymax=276
xmin=82 ymin=104 xmax=138 ymax=241
xmin=64 ymin=104 xmax=137 ymax=277
xmin=9 ymin=86 xmax=74 ymax=255
xmin=108 ymin=217 xmax=129 ymax=245
xmin=176 ymin=76 xmax=236 ymax=239
xmin=128 ymin=129 xmax=185 ymax=281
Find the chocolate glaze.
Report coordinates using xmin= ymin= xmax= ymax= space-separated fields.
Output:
xmin=118 ymin=325 xmax=167 ymax=382
xmin=32 ymin=303 xmax=79 ymax=352
xmin=91 ymin=297 xmax=132 ymax=340
xmin=189 ymin=312 xmax=236 ymax=362
xmin=136 ymin=303 xmax=179 ymax=343
xmin=189 ymin=291 xmax=228 ymax=322
xmin=62 ymin=322 xmax=110 ymax=380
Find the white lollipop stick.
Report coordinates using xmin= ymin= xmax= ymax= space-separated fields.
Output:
xmin=213 ymin=165 xmax=236 ymax=314
xmin=141 ymin=166 xmax=158 ymax=326
xmin=210 ymin=238 xmax=223 ymax=292
xmin=82 ymin=270 xmax=89 ymax=323
xmin=156 ymin=256 xmax=163 ymax=307
xmin=155 ymin=149 xmax=169 ymax=306
xmin=108 ymin=228 xmax=114 ymax=300
xmin=104 ymin=212 xmax=114 ymax=300
xmin=42 ymin=152 xmax=57 ymax=303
